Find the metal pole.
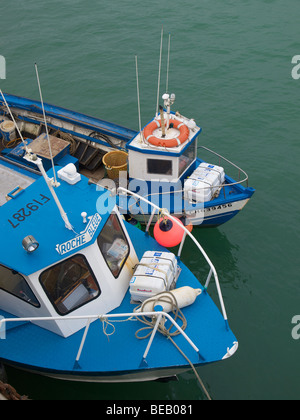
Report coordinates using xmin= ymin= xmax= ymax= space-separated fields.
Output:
xmin=205 ymin=268 xmax=213 ymax=289
xmin=145 ymin=207 xmax=157 ymax=234
xmin=177 ymin=231 xmax=187 ymax=258
xmin=155 ymin=26 xmax=164 ymax=118
xmin=142 ymin=313 xmax=163 ymax=361
xmin=135 ymin=56 xmax=143 ymax=142
xmin=76 ymin=318 xmax=92 ymax=362
xmin=118 ymin=187 xmax=228 ymax=323
xmin=35 ymin=63 xmax=58 ymax=187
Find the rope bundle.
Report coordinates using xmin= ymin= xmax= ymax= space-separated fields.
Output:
xmin=134 ymin=291 xmax=186 ymax=340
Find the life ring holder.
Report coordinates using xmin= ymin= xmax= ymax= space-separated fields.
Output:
xmin=143 ymin=119 xmax=189 ymax=148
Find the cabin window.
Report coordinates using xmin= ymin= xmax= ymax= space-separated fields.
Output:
xmin=179 ymin=142 xmax=196 ymax=176
xmin=147 ymin=159 xmax=173 ymax=175
xmin=0 ymin=264 xmax=40 ymax=307
xmin=39 ymin=254 xmax=100 ymax=315
xmin=97 ymin=214 xmax=129 ymax=278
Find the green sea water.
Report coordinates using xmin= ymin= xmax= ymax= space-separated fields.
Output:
xmin=1 ymin=0 xmax=300 ymax=400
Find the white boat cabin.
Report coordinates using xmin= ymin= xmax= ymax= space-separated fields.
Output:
xmin=0 ymin=163 xmax=138 ymax=337
xmin=127 ymin=95 xmax=202 ymax=183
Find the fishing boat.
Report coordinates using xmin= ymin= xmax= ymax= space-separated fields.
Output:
xmin=122 ymin=92 xmax=255 ymax=227
xmin=0 ymin=63 xmax=254 ymax=228
xmin=0 ymin=88 xmax=238 ymax=385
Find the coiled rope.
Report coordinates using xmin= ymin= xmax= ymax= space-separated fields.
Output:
xmin=134 ymin=292 xmax=186 ymax=339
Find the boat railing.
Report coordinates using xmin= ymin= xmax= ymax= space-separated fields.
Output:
xmin=0 ymin=310 xmax=202 ymax=365
xmin=118 ymin=187 xmax=229 ymax=329
xmin=137 ymin=146 xmax=250 ymax=204
xmin=197 ymin=145 xmax=249 ymax=188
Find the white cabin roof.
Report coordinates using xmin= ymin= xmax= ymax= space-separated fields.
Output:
xmin=127 ymin=113 xmax=201 ymax=156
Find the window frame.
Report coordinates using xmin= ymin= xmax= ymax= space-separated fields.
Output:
xmin=0 ymin=264 xmax=40 ymax=308
xmin=39 ymin=253 xmax=101 ymax=316
xmin=147 ymin=158 xmax=173 ymax=176
xmin=178 ymin=142 xmax=197 ymax=177
xmin=97 ymin=213 xmax=130 ymax=278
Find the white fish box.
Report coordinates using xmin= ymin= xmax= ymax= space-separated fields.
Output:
xmin=129 ymin=251 xmax=177 ymax=302
xmin=184 ymin=162 xmax=225 ymax=203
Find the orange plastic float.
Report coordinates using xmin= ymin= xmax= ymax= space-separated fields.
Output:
xmin=153 ymin=216 xmax=185 ymax=247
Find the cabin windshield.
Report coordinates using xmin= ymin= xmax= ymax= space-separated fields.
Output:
xmin=0 ymin=264 xmax=39 ymax=307
xmin=178 ymin=141 xmax=196 ymax=176
xmin=97 ymin=213 xmax=129 ymax=278
xmin=39 ymin=254 xmax=100 ymax=315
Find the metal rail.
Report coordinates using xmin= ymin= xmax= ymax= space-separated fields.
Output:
xmin=118 ymin=187 xmax=229 ymax=328
xmin=0 ymin=310 xmax=201 ymax=365
xmin=198 ymin=145 xmax=249 ymax=188
xmin=133 ymin=146 xmax=250 ymax=206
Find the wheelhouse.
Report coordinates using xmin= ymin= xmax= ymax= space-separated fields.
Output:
xmin=126 ymin=116 xmax=201 ymax=183
xmin=0 ymin=163 xmax=138 ymax=337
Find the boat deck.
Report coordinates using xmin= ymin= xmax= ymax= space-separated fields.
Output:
xmin=0 ymin=163 xmax=35 ymax=206
xmin=0 ymin=222 xmax=237 ymax=381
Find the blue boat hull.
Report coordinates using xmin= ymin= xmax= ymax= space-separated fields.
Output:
xmin=121 ymin=164 xmax=255 ymax=227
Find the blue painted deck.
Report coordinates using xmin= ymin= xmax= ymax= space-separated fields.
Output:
xmin=0 ymin=164 xmax=114 ymax=275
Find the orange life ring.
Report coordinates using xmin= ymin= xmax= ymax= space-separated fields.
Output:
xmin=143 ymin=119 xmax=189 ymax=148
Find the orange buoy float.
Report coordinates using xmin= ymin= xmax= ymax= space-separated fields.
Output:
xmin=143 ymin=119 xmax=189 ymax=148
xmin=154 ymin=216 xmax=185 ymax=248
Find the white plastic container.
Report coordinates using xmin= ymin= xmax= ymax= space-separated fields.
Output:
xmin=184 ymin=162 xmax=225 ymax=202
xmin=57 ymin=163 xmax=81 ymax=185
xmin=129 ymin=251 xmax=177 ymax=302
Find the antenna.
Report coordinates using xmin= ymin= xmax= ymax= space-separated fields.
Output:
xmin=155 ymin=25 xmax=164 ymax=118
xmin=166 ymin=33 xmax=171 ymax=94
xmin=35 ymin=63 xmax=59 ymax=187
xmin=0 ymin=89 xmax=30 ymax=154
xmin=135 ymin=55 xmax=144 ymax=142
